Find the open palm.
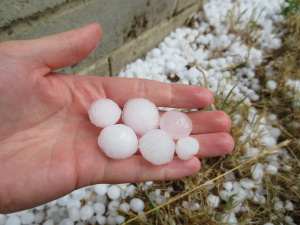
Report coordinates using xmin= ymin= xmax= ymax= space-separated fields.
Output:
xmin=0 ymin=23 xmax=234 ymax=213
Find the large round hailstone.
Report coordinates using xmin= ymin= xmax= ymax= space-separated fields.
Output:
xmin=98 ymin=124 xmax=138 ymax=159
xmin=122 ymin=98 xmax=160 ymax=136
xmin=130 ymin=198 xmax=145 ymax=213
xmin=107 ymin=185 xmax=121 ymax=200
xmin=139 ymin=129 xmax=175 ymax=165
xmin=160 ymin=111 xmax=193 ymax=140
xmin=176 ymin=137 xmax=199 ymax=160
xmin=88 ymin=99 xmax=122 ymax=128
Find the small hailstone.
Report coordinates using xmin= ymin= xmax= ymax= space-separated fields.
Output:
xmin=155 ymin=189 xmax=161 ymax=196
xmin=59 ymin=218 xmax=73 ymax=225
xmin=164 ymin=191 xmax=170 ymax=198
xmin=265 ymin=164 xmax=278 ymax=174
xmin=68 ymin=207 xmax=80 ymax=221
xmin=34 ymin=212 xmax=44 ymax=224
xmin=137 ymin=211 xmax=146 ymax=219
xmin=80 ymin=205 xmax=94 ymax=221
xmin=266 ymin=80 xmax=277 ymax=90
xmin=71 ymin=189 xmax=85 ymax=200
xmin=126 ymin=184 xmax=136 ymax=196
xmin=247 ymin=148 xmax=259 ymax=157
xmin=120 ymin=203 xmax=130 ymax=213
xmin=274 ymin=200 xmax=284 ymax=211
xmin=239 ymin=178 xmax=255 ymax=189
xmin=43 ymin=219 xmax=52 ymax=225
xmin=21 ymin=212 xmax=34 ymax=224
xmin=122 ymin=98 xmax=160 ymax=136
xmin=251 ymin=163 xmax=264 ymax=180
xmin=175 ymin=207 xmax=180 ymax=215
xmin=220 ymin=212 xmax=238 ymax=223
xmin=97 ymin=194 xmax=108 ymax=204
xmin=145 ymin=181 xmax=153 ymax=186
xmin=107 ymin=185 xmax=121 ymax=200
xmin=115 ymin=216 xmax=125 ymax=224
xmin=106 ymin=216 xmax=117 ymax=225
xmin=130 ymin=198 xmax=145 ymax=213
xmin=139 ymin=129 xmax=175 ymax=165
xmin=283 ymin=165 xmax=292 ymax=171
xmin=58 ymin=195 xmax=70 ymax=206
xmin=222 ymin=181 xmax=233 ymax=191
xmin=98 ymin=124 xmax=138 ymax=159
xmin=93 ymin=203 xmax=105 ymax=215
xmin=181 ymin=201 xmax=189 ymax=208
xmin=160 ymin=111 xmax=193 ymax=140
xmin=4 ymin=216 xmax=20 ymax=225
xmin=176 ymin=137 xmax=199 ymax=160
xmin=284 ymin=216 xmax=293 ymax=223
xmin=94 ymin=184 xmax=108 ymax=196
xmin=264 ymin=223 xmax=274 ymax=225
xmin=88 ymin=99 xmax=122 ymax=128
xmin=96 ymin=214 xmax=106 ymax=225
xmin=206 ymin=194 xmax=220 ymax=208
xmin=155 ymin=195 xmax=166 ymax=205
xmin=166 ymin=61 xmax=176 ymax=70
xmin=0 ymin=215 xmax=7 ymax=225
xmin=107 ymin=200 xmax=120 ymax=211
xmin=285 ymin=200 xmax=294 ymax=211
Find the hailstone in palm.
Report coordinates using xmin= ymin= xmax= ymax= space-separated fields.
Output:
xmin=88 ymin=99 xmax=122 ymax=128
xmin=160 ymin=111 xmax=193 ymax=140
xmin=122 ymin=98 xmax=160 ymax=136
xmin=98 ymin=124 xmax=138 ymax=159
xmin=176 ymin=137 xmax=199 ymax=160
xmin=139 ymin=129 xmax=175 ymax=165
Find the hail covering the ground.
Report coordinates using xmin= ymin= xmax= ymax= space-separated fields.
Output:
xmin=1 ymin=0 xmax=299 ymax=225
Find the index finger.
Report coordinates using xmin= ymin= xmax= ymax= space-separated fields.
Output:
xmin=100 ymin=77 xmax=213 ymax=108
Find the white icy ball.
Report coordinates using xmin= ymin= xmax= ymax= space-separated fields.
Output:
xmin=59 ymin=218 xmax=73 ymax=225
xmin=93 ymin=203 xmax=105 ymax=215
xmin=21 ymin=212 xmax=34 ymax=224
xmin=88 ymin=99 xmax=122 ymax=128
xmin=98 ymin=124 xmax=138 ymax=159
xmin=4 ymin=216 xmax=20 ymax=225
xmin=96 ymin=214 xmax=106 ymax=225
xmin=80 ymin=205 xmax=94 ymax=221
xmin=68 ymin=207 xmax=80 ymax=221
xmin=160 ymin=111 xmax=192 ymax=140
xmin=130 ymin=198 xmax=145 ymax=213
xmin=107 ymin=185 xmax=121 ymax=200
xmin=94 ymin=184 xmax=108 ymax=196
xmin=120 ymin=203 xmax=131 ymax=213
xmin=176 ymin=137 xmax=199 ymax=160
xmin=139 ymin=129 xmax=175 ymax=165
xmin=122 ymin=98 xmax=160 ymax=136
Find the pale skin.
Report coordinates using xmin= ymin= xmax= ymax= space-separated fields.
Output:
xmin=0 ymin=23 xmax=234 ymax=213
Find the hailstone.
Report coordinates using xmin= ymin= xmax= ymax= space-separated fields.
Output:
xmin=130 ymin=198 xmax=145 ymax=213
xmin=139 ymin=129 xmax=175 ymax=165
xmin=122 ymin=98 xmax=160 ymax=136
xmin=88 ymin=99 xmax=122 ymax=128
xmin=160 ymin=111 xmax=193 ymax=140
xmin=176 ymin=137 xmax=199 ymax=160
xmin=98 ymin=124 xmax=138 ymax=159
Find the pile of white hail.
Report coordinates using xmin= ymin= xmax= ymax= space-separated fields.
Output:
xmin=1 ymin=0 xmax=298 ymax=225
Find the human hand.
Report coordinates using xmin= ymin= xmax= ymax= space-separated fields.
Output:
xmin=0 ymin=23 xmax=234 ymax=213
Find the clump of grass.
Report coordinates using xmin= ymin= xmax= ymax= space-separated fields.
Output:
xmin=282 ymin=0 xmax=300 ymax=18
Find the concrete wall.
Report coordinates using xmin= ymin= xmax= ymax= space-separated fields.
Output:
xmin=0 ymin=0 xmax=200 ymax=76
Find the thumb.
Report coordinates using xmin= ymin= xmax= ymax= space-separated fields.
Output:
xmin=1 ymin=23 xmax=102 ymax=73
